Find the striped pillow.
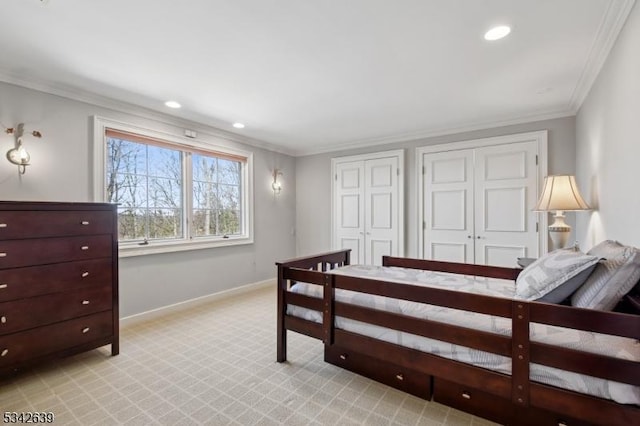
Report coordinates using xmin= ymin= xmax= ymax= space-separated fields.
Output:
xmin=515 ymin=248 xmax=599 ymax=301
xmin=571 ymin=241 xmax=640 ymax=311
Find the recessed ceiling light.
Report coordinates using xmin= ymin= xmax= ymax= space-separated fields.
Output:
xmin=164 ymin=100 xmax=181 ymax=109
xmin=484 ymin=25 xmax=511 ymax=41
xmin=233 ymin=122 xmax=245 ymax=129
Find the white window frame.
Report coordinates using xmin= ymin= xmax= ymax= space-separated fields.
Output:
xmin=93 ymin=116 xmax=254 ymax=257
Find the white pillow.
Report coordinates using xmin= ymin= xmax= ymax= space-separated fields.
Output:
xmin=571 ymin=240 xmax=640 ymax=311
xmin=515 ymin=248 xmax=599 ymax=301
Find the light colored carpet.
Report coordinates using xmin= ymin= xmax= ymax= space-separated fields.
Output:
xmin=0 ymin=285 xmax=498 ymax=425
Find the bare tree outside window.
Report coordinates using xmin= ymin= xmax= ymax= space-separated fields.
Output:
xmin=107 ymin=138 xmax=183 ymax=242
xmin=106 ymin=133 xmax=245 ymax=244
xmin=192 ymin=154 xmax=242 ymax=237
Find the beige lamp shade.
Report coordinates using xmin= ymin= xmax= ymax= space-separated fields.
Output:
xmin=534 ymin=175 xmax=590 ymax=212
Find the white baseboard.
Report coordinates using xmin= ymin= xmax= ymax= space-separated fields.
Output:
xmin=120 ymin=278 xmax=275 ymax=328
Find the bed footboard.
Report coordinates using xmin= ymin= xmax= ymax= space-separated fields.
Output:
xmin=275 ymin=249 xmax=351 ymax=362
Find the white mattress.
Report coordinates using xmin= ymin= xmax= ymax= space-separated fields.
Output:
xmin=287 ymin=264 xmax=640 ymax=405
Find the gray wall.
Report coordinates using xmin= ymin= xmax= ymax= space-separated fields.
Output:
xmin=296 ymin=116 xmax=577 ymax=257
xmin=0 ymin=82 xmax=296 ymax=317
xmin=576 ymin=2 xmax=640 ymax=250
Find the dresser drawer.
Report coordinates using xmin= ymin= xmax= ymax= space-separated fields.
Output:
xmin=0 ymin=258 xmax=112 ymax=302
xmin=0 ymin=235 xmax=112 ymax=269
xmin=0 ymin=210 xmax=113 ymax=240
xmin=0 ymin=286 xmax=112 ymax=335
xmin=0 ymin=311 xmax=113 ymax=368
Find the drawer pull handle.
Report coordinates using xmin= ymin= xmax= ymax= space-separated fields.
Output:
xmin=396 ymin=373 xmax=404 ymax=381
xmin=1 ymin=349 xmax=7 ymax=357
xmin=82 ymin=327 xmax=90 ymax=334
xmin=0 ymin=284 xmax=7 ymax=289
xmin=0 ymin=253 xmax=6 ymax=257
xmin=81 ymin=221 xmax=90 ymax=225
xmin=0 ymin=316 xmax=5 ymax=324
xmin=82 ymin=272 xmax=90 ymax=278
xmin=0 ymin=224 xmax=6 ymax=228
xmin=462 ymin=392 xmax=471 ymax=400
xmin=81 ymin=246 xmax=89 ymax=251
xmin=339 ymin=354 xmax=348 ymax=360
xmin=82 ymin=300 xmax=90 ymax=305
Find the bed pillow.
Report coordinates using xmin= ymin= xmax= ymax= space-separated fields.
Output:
xmin=586 ymin=239 xmax=628 ymax=259
xmin=515 ymin=248 xmax=600 ymax=301
xmin=571 ymin=241 xmax=640 ymax=311
xmin=537 ymin=263 xmax=598 ymax=303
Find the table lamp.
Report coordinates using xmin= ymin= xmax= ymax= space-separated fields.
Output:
xmin=533 ymin=175 xmax=591 ymax=250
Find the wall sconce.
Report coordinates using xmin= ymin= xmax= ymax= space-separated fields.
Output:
xmin=272 ymin=169 xmax=283 ymax=194
xmin=6 ymin=123 xmax=42 ymax=174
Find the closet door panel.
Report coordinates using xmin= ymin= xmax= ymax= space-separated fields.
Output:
xmin=335 ymin=161 xmax=365 ymax=264
xmin=431 ymin=242 xmax=468 ymax=263
xmin=340 ymin=237 xmax=362 ymax=266
xmin=365 ymin=157 xmax=399 ymax=266
xmin=422 ymin=150 xmax=474 ymax=263
xmin=474 ymin=141 xmax=538 ymax=267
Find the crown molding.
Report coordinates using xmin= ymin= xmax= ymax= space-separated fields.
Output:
xmin=0 ymin=71 xmax=295 ymax=157
xmin=293 ymin=109 xmax=575 ymax=157
xmin=0 ymin=71 xmax=576 ymax=159
xmin=569 ymin=0 xmax=636 ymax=111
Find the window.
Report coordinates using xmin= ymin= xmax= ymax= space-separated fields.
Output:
xmin=94 ymin=117 xmax=253 ymax=256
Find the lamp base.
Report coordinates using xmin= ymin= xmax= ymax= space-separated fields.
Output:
xmin=548 ymin=211 xmax=570 ymax=251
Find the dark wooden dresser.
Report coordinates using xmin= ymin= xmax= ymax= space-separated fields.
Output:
xmin=0 ymin=201 xmax=118 ymax=375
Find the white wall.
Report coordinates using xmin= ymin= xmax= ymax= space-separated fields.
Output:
xmin=0 ymin=82 xmax=296 ymax=317
xmin=296 ymin=116 xmax=577 ymax=258
xmin=576 ymin=2 xmax=640 ymax=250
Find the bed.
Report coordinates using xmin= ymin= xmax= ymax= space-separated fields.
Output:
xmin=276 ymin=249 xmax=640 ymax=425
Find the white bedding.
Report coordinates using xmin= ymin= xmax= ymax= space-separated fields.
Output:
xmin=287 ymin=264 xmax=640 ymax=405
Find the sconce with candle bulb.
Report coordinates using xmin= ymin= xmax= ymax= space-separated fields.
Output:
xmin=272 ymin=169 xmax=283 ymax=194
xmin=5 ymin=123 xmax=42 ymax=174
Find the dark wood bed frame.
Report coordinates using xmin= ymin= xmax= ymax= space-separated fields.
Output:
xmin=276 ymin=249 xmax=640 ymax=426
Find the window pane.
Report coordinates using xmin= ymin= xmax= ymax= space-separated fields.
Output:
xmin=192 ymin=181 xmax=219 ymax=210
xmin=108 ymin=173 xmax=148 ymax=207
xmin=107 ymin=135 xmax=183 ymax=242
xmin=147 ymin=145 xmax=181 ymax=179
xmin=107 ymin=139 xmax=146 ymax=175
xmin=192 ymin=154 xmax=243 ymax=238
xmin=218 ymin=209 xmax=240 ymax=235
xmin=218 ymin=159 xmax=240 ymax=185
xmin=148 ymin=208 xmax=182 ymax=240
xmin=219 ymin=184 xmax=240 ymax=209
xmin=117 ymin=208 xmax=147 ymax=241
xmin=192 ymin=209 xmax=216 ymax=237
xmin=193 ymin=154 xmax=217 ymax=181
xmin=149 ymin=177 xmax=182 ymax=208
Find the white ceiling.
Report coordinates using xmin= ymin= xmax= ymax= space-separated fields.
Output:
xmin=0 ymin=0 xmax=634 ymax=155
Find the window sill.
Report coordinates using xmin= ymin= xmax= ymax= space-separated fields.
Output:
xmin=118 ymin=236 xmax=253 ymax=258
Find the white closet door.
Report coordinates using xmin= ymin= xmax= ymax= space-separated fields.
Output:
xmin=422 ymin=150 xmax=475 ymax=263
xmin=334 ymin=161 xmax=365 ymax=264
xmin=333 ymin=150 xmax=404 ymax=265
xmin=474 ymin=141 xmax=539 ymax=266
xmin=365 ymin=156 xmax=399 ymax=266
